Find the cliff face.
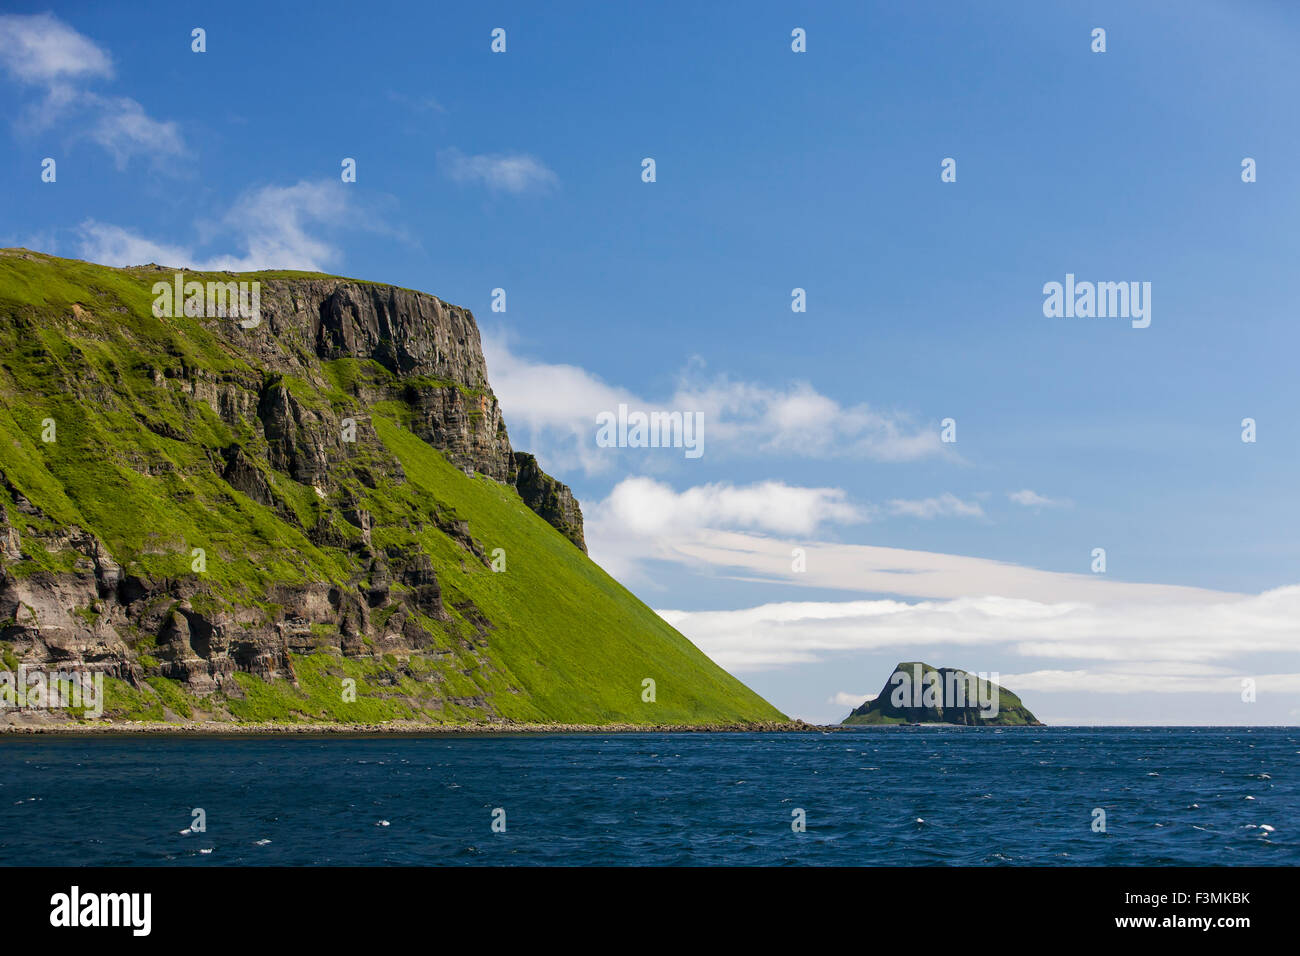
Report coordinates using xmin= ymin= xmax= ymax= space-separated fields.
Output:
xmin=0 ymin=251 xmax=778 ymax=726
xmin=842 ymin=662 xmax=1042 ymax=726
xmin=223 ymin=276 xmax=567 ymax=506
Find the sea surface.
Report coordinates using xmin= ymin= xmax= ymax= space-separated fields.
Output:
xmin=0 ymin=727 xmax=1294 ymax=866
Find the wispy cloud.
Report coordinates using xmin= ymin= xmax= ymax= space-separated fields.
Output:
xmin=483 ymin=334 xmax=944 ymax=474
xmin=439 ymin=148 xmax=558 ymax=193
xmin=77 ymin=179 xmax=356 ymax=271
xmin=999 ymin=668 xmax=1300 ymax=695
xmin=388 ymin=90 xmax=446 ymax=114
xmin=887 ymin=493 xmax=984 ymax=520
xmin=830 ymin=691 xmax=871 ymax=709
xmin=0 ymin=12 xmax=184 ymax=170
xmin=657 ymin=585 xmax=1300 ymax=673
xmin=0 ymin=12 xmax=111 ymax=84
xmin=75 ymin=223 xmax=192 ymax=270
xmin=617 ymin=527 xmax=1231 ymax=604
xmin=83 ymin=93 xmax=184 ymax=170
xmin=1008 ymin=489 xmax=1070 ymax=508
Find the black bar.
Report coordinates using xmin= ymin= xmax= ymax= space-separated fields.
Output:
xmin=2 ymin=865 xmax=1291 ymax=942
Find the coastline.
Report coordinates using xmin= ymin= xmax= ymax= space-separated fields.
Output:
xmin=0 ymin=718 xmax=833 ymax=736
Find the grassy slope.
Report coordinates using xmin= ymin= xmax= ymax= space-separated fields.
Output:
xmin=0 ymin=251 xmax=784 ymax=725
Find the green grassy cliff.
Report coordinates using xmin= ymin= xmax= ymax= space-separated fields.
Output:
xmin=0 ymin=249 xmax=784 ymax=727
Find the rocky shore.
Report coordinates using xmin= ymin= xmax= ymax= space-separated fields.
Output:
xmin=0 ymin=718 xmax=833 ymax=736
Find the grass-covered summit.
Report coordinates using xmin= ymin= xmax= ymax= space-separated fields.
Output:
xmin=0 ymin=249 xmax=784 ymax=727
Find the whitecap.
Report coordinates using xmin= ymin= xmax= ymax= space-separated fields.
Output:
xmin=254 ymin=838 xmax=272 ymax=845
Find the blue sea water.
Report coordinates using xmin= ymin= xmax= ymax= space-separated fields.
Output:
xmin=0 ymin=727 xmax=1294 ymax=866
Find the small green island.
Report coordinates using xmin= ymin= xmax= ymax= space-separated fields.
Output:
xmin=842 ymin=662 xmax=1042 ymax=726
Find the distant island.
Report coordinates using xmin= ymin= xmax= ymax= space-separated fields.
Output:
xmin=842 ymin=662 xmax=1042 ymax=726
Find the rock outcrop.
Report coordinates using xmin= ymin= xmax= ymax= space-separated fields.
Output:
xmin=235 ymin=277 xmax=564 ymax=504
xmin=511 ymin=453 xmax=586 ymax=552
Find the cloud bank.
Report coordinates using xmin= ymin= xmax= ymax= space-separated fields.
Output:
xmin=483 ymin=334 xmax=945 ymax=474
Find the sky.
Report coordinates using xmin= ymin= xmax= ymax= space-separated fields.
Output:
xmin=2 ymin=1 xmax=1299 ymax=724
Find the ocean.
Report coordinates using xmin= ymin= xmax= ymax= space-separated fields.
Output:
xmin=1 ymin=727 xmax=1294 ymax=866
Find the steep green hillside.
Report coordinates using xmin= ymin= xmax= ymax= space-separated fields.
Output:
xmin=0 ymin=249 xmax=784 ymax=726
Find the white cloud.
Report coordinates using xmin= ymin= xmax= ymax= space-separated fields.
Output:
xmin=84 ymin=93 xmax=184 ymax=169
xmin=593 ymin=477 xmax=866 ymax=538
xmin=0 ymin=13 xmax=112 ymax=84
xmin=586 ymin=477 xmax=868 ymax=583
xmin=0 ymin=13 xmax=183 ymax=169
xmin=830 ymin=691 xmax=871 ymax=709
xmin=483 ymin=334 xmax=944 ymax=473
xmin=1008 ymin=489 xmax=1069 ymax=508
xmin=586 ymin=481 xmax=1001 ymax=582
xmin=595 ymin=522 xmax=1231 ymax=606
xmin=887 ymin=493 xmax=984 ymax=520
xmin=77 ymin=180 xmax=355 ymax=272
xmin=657 ymin=585 xmax=1300 ymax=673
xmin=998 ymin=669 xmax=1300 ymax=695
xmin=75 ymin=223 xmax=193 ymax=269
xmin=440 ymin=148 xmax=557 ymax=193
xmin=674 ymin=374 xmax=942 ymax=462
xmin=210 ymin=180 xmax=351 ymax=271
xmin=483 ymin=335 xmax=634 ymax=476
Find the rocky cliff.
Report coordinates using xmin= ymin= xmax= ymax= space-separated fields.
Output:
xmin=0 ymin=250 xmax=780 ymax=726
xmin=842 ymin=661 xmax=1042 ymax=726
xmin=225 ymin=275 xmax=575 ymax=527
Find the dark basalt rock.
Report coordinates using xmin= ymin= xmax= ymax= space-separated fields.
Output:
xmin=511 ymin=452 xmax=586 ymax=552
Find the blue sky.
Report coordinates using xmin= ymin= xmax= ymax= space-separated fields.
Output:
xmin=3 ymin=2 xmax=1299 ymax=723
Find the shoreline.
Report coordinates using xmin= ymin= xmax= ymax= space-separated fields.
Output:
xmin=0 ymin=718 xmax=836 ymax=737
